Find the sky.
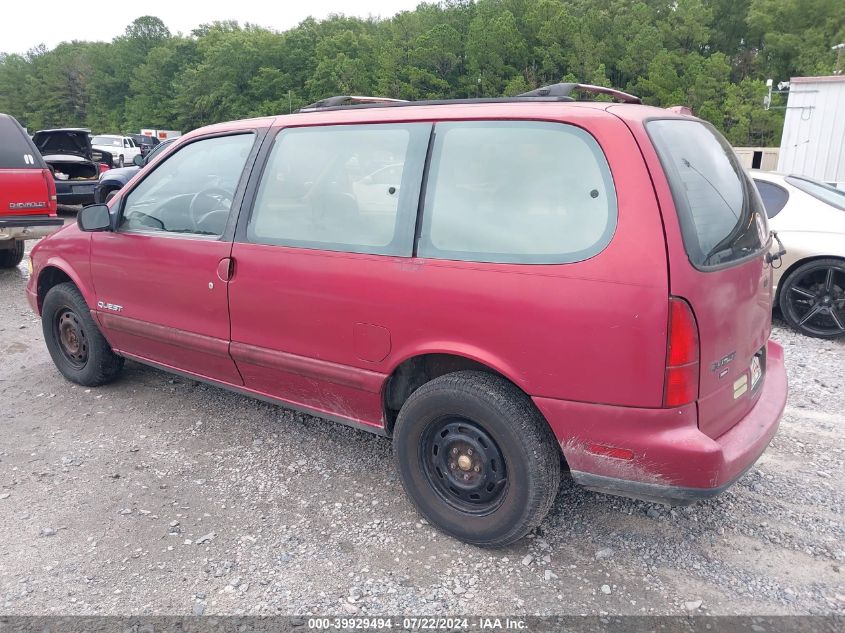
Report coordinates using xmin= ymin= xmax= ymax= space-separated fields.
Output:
xmin=0 ymin=0 xmax=424 ymax=55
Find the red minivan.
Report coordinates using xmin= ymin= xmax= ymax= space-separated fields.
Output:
xmin=26 ymin=85 xmax=787 ymax=546
xmin=0 ymin=113 xmax=63 ymax=268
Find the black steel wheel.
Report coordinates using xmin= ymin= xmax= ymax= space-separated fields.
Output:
xmin=393 ymin=371 xmax=561 ymax=547
xmin=55 ymin=309 xmax=89 ymax=368
xmin=420 ymin=416 xmax=508 ymax=515
xmin=779 ymin=259 xmax=845 ymax=339
xmin=42 ymin=282 xmax=124 ymax=386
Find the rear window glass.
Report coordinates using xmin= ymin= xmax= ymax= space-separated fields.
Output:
xmin=785 ymin=175 xmax=845 ymax=211
xmin=754 ymin=180 xmax=790 ymax=218
xmin=648 ymin=120 xmax=768 ymax=268
xmin=0 ymin=115 xmax=41 ymax=169
xmin=418 ymin=121 xmax=617 ymax=264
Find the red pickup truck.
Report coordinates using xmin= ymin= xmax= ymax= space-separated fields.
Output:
xmin=0 ymin=113 xmax=64 ymax=268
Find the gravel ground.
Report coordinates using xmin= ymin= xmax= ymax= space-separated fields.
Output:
xmin=0 ymin=232 xmax=843 ymax=616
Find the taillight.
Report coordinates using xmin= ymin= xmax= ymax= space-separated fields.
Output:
xmin=42 ymin=168 xmax=58 ymax=213
xmin=663 ymin=297 xmax=699 ymax=407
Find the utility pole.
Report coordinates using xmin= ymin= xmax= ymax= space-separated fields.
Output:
xmin=833 ymin=43 xmax=845 ymax=75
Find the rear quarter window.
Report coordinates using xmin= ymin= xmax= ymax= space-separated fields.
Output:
xmin=754 ymin=180 xmax=790 ymax=218
xmin=648 ymin=119 xmax=769 ymax=269
xmin=0 ymin=115 xmax=42 ymax=169
xmin=417 ymin=120 xmax=617 ymax=264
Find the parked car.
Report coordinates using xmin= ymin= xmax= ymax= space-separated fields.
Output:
xmin=26 ymin=84 xmax=787 ymax=547
xmin=31 ymin=128 xmax=107 ymax=206
xmin=751 ymin=171 xmax=845 ymax=339
xmin=130 ymin=134 xmax=159 ymax=157
xmin=94 ymin=138 xmax=176 ymax=204
xmin=0 ymin=114 xmax=63 ymax=268
xmin=90 ymin=134 xmax=142 ymax=167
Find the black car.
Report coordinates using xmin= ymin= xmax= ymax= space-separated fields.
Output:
xmin=32 ymin=128 xmax=112 ymax=206
xmin=130 ymin=134 xmax=159 ymax=157
xmin=94 ymin=137 xmax=175 ymax=204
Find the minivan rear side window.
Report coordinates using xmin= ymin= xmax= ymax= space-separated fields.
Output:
xmin=247 ymin=123 xmax=430 ymax=256
xmin=0 ymin=114 xmax=42 ymax=169
xmin=418 ymin=121 xmax=617 ymax=264
xmin=648 ymin=120 xmax=768 ymax=268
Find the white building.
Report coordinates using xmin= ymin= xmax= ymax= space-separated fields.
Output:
xmin=777 ymin=75 xmax=845 ymax=188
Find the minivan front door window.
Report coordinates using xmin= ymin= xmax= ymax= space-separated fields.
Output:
xmin=120 ymin=133 xmax=255 ymax=237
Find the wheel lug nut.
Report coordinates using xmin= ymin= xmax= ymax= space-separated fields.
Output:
xmin=463 ymin=474 xmax=469 ymax=481
xmin=450 ymin=462 xmax=456 ymax=469
xmin=474 ymin=466 xmax=480 ymax=473
xmin=467 ymin=449 xmax=473 ymax=456
xmin=451 ymin=448 xmax=459 ymax=454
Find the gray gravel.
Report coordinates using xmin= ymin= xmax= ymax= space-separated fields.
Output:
xmin=0 ymin=233 xmax=843 ymax=616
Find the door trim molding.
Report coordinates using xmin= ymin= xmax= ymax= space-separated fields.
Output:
xmin=99 ymin=312 xmax=231 ymax=358
xmin=230 ymin=341 xmax=386 ymax=393
xmin=118 ymin=351 xmax=389 ymax=437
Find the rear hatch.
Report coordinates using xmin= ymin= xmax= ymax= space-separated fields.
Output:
xmin=0 ymin=114 xmax=56 ymax=218
xmin=647 ymin=118 xmax=773 ymax=439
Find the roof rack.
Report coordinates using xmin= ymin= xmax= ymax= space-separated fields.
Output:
xmin=298 ymin=96 xmax=408 ymax=112
xmin=295 ymin=82 xmax=641 ymax=113
xmin=518 ymin=83 xmax=641 ymax=104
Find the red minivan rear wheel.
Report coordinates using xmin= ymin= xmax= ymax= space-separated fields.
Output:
xmin=393 ymin=371 xmax=561 ymax=547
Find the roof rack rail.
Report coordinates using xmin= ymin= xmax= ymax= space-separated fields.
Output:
xmin=299 ymin=95 xmax=408 ymax=112
xmin=294 ymin=83 xmax=641 ymax=113
xmin=518 ymin=83 xmax=641 ymax=104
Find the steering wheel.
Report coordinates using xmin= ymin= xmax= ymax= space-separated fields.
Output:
xmin=188 ymin=187 xmax=234 ymax=233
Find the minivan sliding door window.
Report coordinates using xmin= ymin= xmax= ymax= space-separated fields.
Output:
xmin=246 ymin=123 xmax=430 ymax=256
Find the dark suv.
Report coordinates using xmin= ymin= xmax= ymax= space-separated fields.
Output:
xmin=27 ymin=84 xmax=788 ymax=546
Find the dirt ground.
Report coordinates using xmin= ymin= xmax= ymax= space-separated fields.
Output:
xmin=1 ymin=227 xmax=843 ymax=616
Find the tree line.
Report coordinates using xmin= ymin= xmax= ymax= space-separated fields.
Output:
xmin=1 ymin=0 xmax=843 ymax=146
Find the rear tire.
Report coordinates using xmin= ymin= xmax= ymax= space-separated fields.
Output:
xmin=0 ymin=240 xmax=25 ymax=269
xmin=42 ymin=282 xmax=124 ymax=386
xmin=117 ymin=155 xmax=124 ymax=167
xmin=393 ymin=371 xmax=561 ymax=547
xmin=779 ymin=258 xmax=845 ymax=339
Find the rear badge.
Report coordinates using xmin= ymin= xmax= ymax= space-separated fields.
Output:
xmin=733 ymin=375 xmax=748 ymax=399
xmin=712 ymin=351 xmax=736 ymax=375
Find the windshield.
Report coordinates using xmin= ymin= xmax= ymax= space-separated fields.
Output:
xmin=648 ymin=119 xmax=768 ymax=268
xmin=786 ymin=175 xmax=845 ymax=211
xmin=92 ymin=136 xmax=123 ymax=147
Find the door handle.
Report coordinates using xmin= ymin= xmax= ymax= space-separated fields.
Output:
xmin=217 ymin=257 xmax=235 ymax=282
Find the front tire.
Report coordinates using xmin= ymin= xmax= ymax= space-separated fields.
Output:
xmin=779 ymin=258 xmax=845 ymax=339
xmin=0 ymin=240 xmax=25 ymax=269
xmin=42 ymin=282 xmax=124 ymax=386
xmin=393 ymin=371 xmax=561 ymax=547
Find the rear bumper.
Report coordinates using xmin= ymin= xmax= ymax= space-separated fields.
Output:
xmin=55 ymin=181 xmax=96 ymax=206
xmin=534 ymin=340 xmax=787 ymax=505
xmin=0 ymin=215 xmax=64 ymax=241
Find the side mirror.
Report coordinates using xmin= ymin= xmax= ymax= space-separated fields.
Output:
xmin=77 ymin=204 xmax=113 ymax=232
xmin=132 ymin=154 xmax=144 ymax=167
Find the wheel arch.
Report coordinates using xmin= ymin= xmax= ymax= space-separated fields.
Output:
xmin=381 ymin=349 xmax=534 ymax=435
xmin=36 ymin=261 xmax=93 ymax=314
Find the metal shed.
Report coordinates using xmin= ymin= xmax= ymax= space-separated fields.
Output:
xmin=777 ymin=75 xmax=845 ymax=188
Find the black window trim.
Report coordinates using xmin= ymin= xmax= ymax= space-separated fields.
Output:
xmin=645 ymin=116 xmax=772 ymax=273
xmin=236 ymin=121 xmax=433 ymax=257
xmin=114 ymin=128 xmax=266 ymax=243
xmin=784 ymin=174 xmax=845 ymax=211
